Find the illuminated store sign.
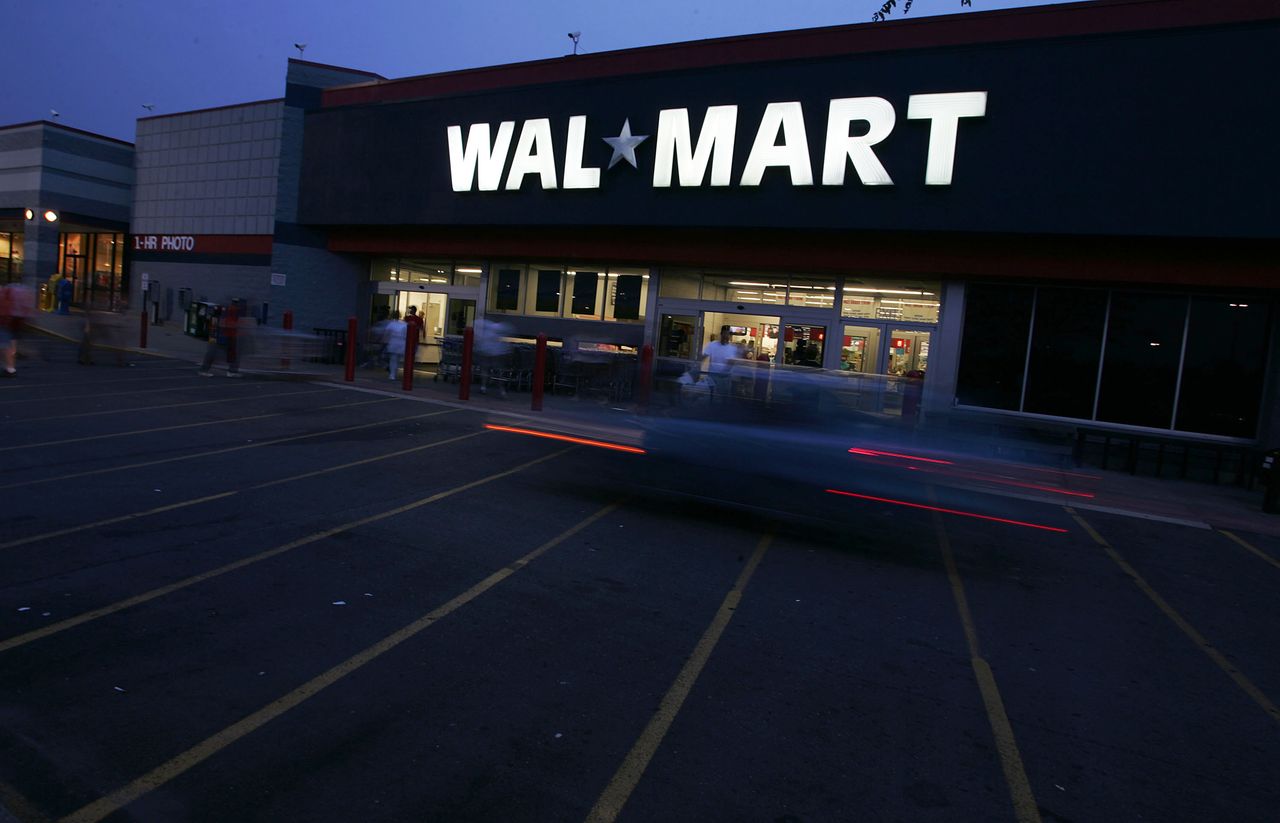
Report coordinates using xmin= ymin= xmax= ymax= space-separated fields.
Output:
xmin=133 ymin=234 xmax=196 ymax=251
xmin=447 ymin=92 xmax=986 ymax=192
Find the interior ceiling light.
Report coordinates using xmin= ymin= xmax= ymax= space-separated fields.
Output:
xmin=729 ymin=281 xmax=770 ymax=287
xmin=456 ymin=267 xmax=482 ymax=273
xmin=843 ymin=286 xmax=928 ymax=295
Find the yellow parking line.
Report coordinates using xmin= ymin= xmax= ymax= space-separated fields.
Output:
xmin=932 ymin=510 xmax=1042 ymax=823
xmin=1068 ymin=509 xmax=1280 ymax=724
xmin=30 ymin=387 xmax=337 ymax=422
xmin=585 ymin=534 xmax=772 ymax=823
xmin=0 ymin=406 xmax=453 ymax=491
xmin=0 ymin=429 xmax=487 ymax=551
xmin=0 ymin=397 xmax=397 ymax=452
xmin=1218 ymin=529 xmax=1280 ymax=572
xmin=0 ymin=445 xmax=567 ymax=656
xmin=58 ymin=498 xmax=616 ymax=823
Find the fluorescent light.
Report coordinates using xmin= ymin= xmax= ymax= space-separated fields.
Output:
xmin=456 ymin=267 xmax=482 ymax=273
xmin=729 ymin=281 xmax=770 ymax=287
xmin=843 ymin=287 xmax=929 ymax=295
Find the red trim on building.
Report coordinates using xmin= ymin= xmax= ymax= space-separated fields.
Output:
xmin=322 ymin=0 xmax=1279 ymax=108
xmin=326 ymin=226 xmax=1278 ymax=290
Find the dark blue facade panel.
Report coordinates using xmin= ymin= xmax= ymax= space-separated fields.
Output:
xmin=299 ymin=23 xmax=1279 ymax=239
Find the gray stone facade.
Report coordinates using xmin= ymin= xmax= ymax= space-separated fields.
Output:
xmin=0 ymin=121 xmax=133 ymax=287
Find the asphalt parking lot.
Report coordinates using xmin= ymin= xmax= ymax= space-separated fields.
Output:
xmin=1 ymin=341 xmax=1278 ymax=822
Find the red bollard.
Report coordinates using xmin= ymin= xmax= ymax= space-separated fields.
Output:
xmin=281 ymin=310 xmax=293 ymax=369
xmin=402 ymin=324 xmax=418 ymax=391
xmin=139 ymin=309 xmax=148 ymax=349
xmin=638 ymin=344 xmax=654 ymax=410
xmin=531 ymin=333 xmax=547 ymax=411
xmin=459 ymin=326 xmax=474 ymax=401
xmin=344 ymin=316 xmax=357 ymax=381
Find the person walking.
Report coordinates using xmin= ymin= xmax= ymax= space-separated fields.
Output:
xmin=55 ymin=274 xmax=74 ymax=315
xmin=198 ymin=304 xmax=243 ymax=377
xmin=384 ymin=310 xmax=407 ymax=381
xmin=701 ymin=324 xmax=742 ymax=402
xmin=0 ymin=284 xmax=17 ymax=376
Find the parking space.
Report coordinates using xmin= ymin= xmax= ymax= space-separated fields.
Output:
xmin=1 ymin=343 xmax=1277 ymax=822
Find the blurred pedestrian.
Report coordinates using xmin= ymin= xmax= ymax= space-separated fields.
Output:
xmin=77 ymin=309 xmax=131 ymax=366
xmin=384 ymin=310 xmax=407 ymax=381
xmin=55 ymin=274 xmax=73 ymax=315
xmin=475 ymin=317 xmax=514 ymax=396
xmin=198 ymin=304 xmax=243 ymax=377
xmin=0 ymin=284 xmax=18 ymax=376
xmin=701 ymin=324 xmax=741 ymax=401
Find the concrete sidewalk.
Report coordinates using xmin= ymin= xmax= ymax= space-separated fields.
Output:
xmin=21 ymin=309 xmax=1280 ymax=538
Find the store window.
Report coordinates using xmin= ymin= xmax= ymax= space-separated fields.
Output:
xmin=531 ymin=268 xmax=562 ymax=314
xmin=568 ymin=270 xmax=601 ymax=317
xmin=787 ymin=275 xmax=836 ymax=309
xmin=1023 ymin=288 xmax=1107 ymax=419
xmin=1176 ymin=298 xmax=1269 ymax=438
xmin=0 ymin=232 xmax=22 ymax=283
xmin=489 ymin=263 xmax=647 ymax=323
xmin=842 ymin=279 xmax=941 ymax=323
xmin=1096 ymin=292 xmax=1187 ymax=429
xmin=495 ymin=268 xmax=521 ymax=311
xmin=956 ymin=285 xmax=1270 ymax=438
xmin=369 ymin=258 xmax=484 ymax=287
xmin=608 ymin=270 xmax=646 ymax=321
xmin=956 ymin=284 xmax=1034 ymax=411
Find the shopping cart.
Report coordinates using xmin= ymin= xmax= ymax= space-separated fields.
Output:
xmin=434 ymin=336 xmax=464 ymax=382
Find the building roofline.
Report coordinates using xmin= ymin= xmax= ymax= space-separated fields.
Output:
xmin=138 ymin=98 xmax=285 ymax=123
xmin=0 ymin=120 xmax=134 ymax=147
xmin=321 ymin=0 xmax=1279 ymax=108
xmin=286 ymin=57 xmax=384 ymax=79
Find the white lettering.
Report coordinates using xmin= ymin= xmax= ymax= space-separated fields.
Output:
xmin=822 ymin=97 xmax=896 ymax=186
xmin=739 ymin=102 xmax=813 ymax=187
xmin=447 ymin=121 xmax=515 ymax=191
xmin=505 ymin=118 xmax=558 ymax=190
xmin=906 ymin=91 xmax=987 ymax=185
xmin=653 ymin=106 xmax=738 ymax=187
xmin=158 ymin=235 xmax=195 ymax=251
xmin=562 ymin=115 xmax=600 ymax=190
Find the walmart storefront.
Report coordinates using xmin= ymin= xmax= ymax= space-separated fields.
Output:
xmin=293 ymin=0 xmax=1278 ymax=446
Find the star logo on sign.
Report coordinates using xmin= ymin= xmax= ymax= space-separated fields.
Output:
xmin=602 ymin=119 xmax=649 ymax=169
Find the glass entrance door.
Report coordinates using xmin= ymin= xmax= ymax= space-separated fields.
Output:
xmin=840 ymin=325 xmax=882 ymax=373
xmin=783 ymin=324 xmax=825 ymax=367
xmin=888 ymin=329 xmax=930 ymax=376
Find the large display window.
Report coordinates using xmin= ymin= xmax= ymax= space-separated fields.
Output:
xmin=487 ymin=263 xmax=648 ymax=323
xmin=956 ymin=284 xmax=1271 ymax=438
xmin=369 ymin=258 xmax=484 ymax=287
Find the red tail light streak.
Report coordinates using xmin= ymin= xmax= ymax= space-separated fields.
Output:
xmin=825 ymin=488 xmax=1069 ymax=533
xmin=847 ymin=447 xmax=1094 ymax=499
xmin=848 ymin=447 xmax=953 ymax=464
xmin=484 ymin=424 xmax=646 ymax=454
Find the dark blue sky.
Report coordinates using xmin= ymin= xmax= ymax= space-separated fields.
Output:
xmin=5 ymin=0 xmax=1060 ymax=142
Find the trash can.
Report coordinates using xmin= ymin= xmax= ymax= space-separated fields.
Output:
xmin=185 ymin=301 xmax=218 ymax=338
xmin=1260 ymin=449 xmax=1280 ymax=513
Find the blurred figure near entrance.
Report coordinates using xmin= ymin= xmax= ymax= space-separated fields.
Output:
xmin=0 ymin=283 xmax=36 ymax=376
xmin=55 ymin=274 xmax=73 ymax=315
xmin=384 ymin=310 xmax=407 ymax=381
xmin=475 ymin=317 xmax=515 ymax=397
